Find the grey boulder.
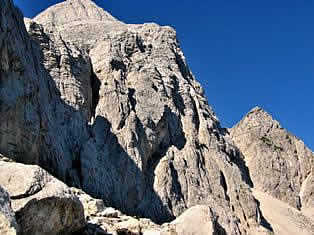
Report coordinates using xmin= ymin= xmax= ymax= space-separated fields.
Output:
xmin=0 ymin=160 xmax=86 ymax=235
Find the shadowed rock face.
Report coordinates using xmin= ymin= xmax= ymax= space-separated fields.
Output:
xmin=230 ymin=107 xmax=314 ymax=214
xmin=0 ymin=0 xmax=91 ymax=187
xmin=0 ymin=186 xmax=18 ymax=235
xmin=0 ymin=0 xmax=266 ymax=234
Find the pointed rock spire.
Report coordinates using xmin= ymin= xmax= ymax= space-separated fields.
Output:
xmin=232 ymin=106 xmax=281 ymax=135
xmin=246 ymin=106 xmax=274 ymax=119
xmin=230 ymin=107 xmax=314 ymax=214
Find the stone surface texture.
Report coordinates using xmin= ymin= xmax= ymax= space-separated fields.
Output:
xmin=0 ymin=186 xmax=18 ymax=235
xmin=230 ymin=107 xmax=314 ymax=213
xmin=73 ymin=190 xmax=218 ymax=235
xmin=0 ymin=0 xmax=90 ymax=187
xmin=2 ymin=0 xmax=314 ymax=234
xmin=75 ymin=188 xmax=161 ymax=235
xmin=0 ymin=160 xmax=86 ymax=235
xmin=167 ymin=205 xmax=216 ymax=235
xmin=29 ymin=1 xmax=263 ymax=234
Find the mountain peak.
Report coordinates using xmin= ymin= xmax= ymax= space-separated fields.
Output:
xmin=248 ymin=106 xmax=263 ymax=113
xmin=230 ymin=110 xmax=314 ymax=219
xmin=244 ymin=106 xmax=275 ymax=121
xmin=247 ymin=106 xmax=268 ymax=115
xmin=34 ymin=0 xmax=119 ymax=26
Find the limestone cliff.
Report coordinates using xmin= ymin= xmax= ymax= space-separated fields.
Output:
xmin=4 ymin=0 xmax=313 ymax=234
xmin=0 ymin=0 xmax=265 ymax=233
xmin=230 ymin=107 xmax=314 ymax=217
xmin=30 ymin=1 xmax=266 ymax=233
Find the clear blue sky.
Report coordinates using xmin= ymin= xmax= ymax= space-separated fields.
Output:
xmin=14 ymin=0 xmax=314 ymax=150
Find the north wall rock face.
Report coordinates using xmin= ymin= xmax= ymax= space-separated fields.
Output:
xmin=0 ymin=0 xmax=90 ymax=186
xmin=1 ymin=0 xmax=271 ymax=234
xmin=0 ymin=0 xmax=43 ymax=163
xmin=29 ymin=0 xmax=263 ymax=233
xmin=230 ymin=107 xmax=314 ymax=213
xmin=1 ymin=0 xmax=314 ymax=234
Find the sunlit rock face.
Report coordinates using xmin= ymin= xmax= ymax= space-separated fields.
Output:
xmin=0 ymin=0 xmax=266 ymax=234
xmin=230 ymin=107 xmax=314 ymax=215
xmin=0 ymin=160 xmax=86 ymax=235
xmin=30 ymin=1 xmax=264 ymax=232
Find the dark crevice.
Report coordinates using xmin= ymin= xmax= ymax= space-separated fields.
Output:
xmin=167 ymin=198 xmax=173 ymax=212
xmin=190 ymin=97 xmax=200 ymax=131
xmin=174 ymin=51 xmax=191 ymax=80
xmin=117 ymin=118 xmax=126 ymax=131
xmin=195 ymin=141 xmax=209 ymax=151
xmin=230 ymin=149 xmax=254 ymax=188
xmin=166 ymin=107 xmax=186 ymax=150
xmin=152 ymin=83 xmax=158 ymax=92
xmin=220 ymin=171 xmax=230 ymax=202
xmin=110 ymin=58 xmax=126 ymax=72
xmin=169 ymin=161 xmax=185 ymax=204
xmin=117 ymin=230 xmax=141 ymax=235
xmin=243 ymin=212 xmax=247 ymax=221
xmin=11 ymin=185 xmax=43 ymax=200
xmin=136 ymin=35 xmax=145 ymax=53
xmin=296 ymin=195 xmax=302 ymax=210
xmin=255 ymin=199 xmax=274 ymax=232
xmin=154 ymin=67 xmax=162 ymax=78
xmin=128 ymin=88 xmax=136 ymax=112
xmin=72 ymin=147 xmax=83 ymax=185
xmin=72 ymin=223 xmax=108 ymax=235
xmin=220 ymin=171 xmax=227 ymax=192
xmin=213 ymin=131 xmax=221 ymax=141
xmin=214 ymin=219 xmax=228 ymax=235
xmin=170 ymin=75 xmax=185 ymax=115
xmin=90 ymin=63 xmax=100 ymax=119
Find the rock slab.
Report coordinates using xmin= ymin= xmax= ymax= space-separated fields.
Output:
xmin=0 ymin=160 xmax=86 ymax=235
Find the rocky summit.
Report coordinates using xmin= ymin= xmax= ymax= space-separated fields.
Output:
xmin=230 ymin=107 xmax=314 ymax=230
xmin=0 ymin=0 xmax=313 ymax=234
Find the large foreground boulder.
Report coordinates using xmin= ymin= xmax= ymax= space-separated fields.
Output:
xmin=0 ymin=160 xmax=86 ymax=235
xmin=165 ymin=205 xmax=216 ymax=235
xmin=0 ymin=186 xmax=18 ymax=235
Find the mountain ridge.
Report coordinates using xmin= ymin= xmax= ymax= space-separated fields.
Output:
xmin=230 ymin=105 xmax=314 ymax=212
xmin=0 ymin=0 xmax=313 ymax=234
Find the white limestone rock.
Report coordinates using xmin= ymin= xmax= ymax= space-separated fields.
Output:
xmin=0 ymin=161 xmax=86 ymax=235
xmin=230 ymin=107 xmax=314 ymax=212
xmin=29 ymin=1 xmax=263 ymax=233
